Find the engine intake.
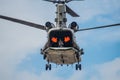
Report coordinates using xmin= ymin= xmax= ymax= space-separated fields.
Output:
xmin=45 ymin=22 xmax=55 ymax=30
xmin=69 ymin=22 xmax=79 ymax=31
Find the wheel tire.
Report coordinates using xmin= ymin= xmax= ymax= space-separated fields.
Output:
xmin=78 ymin=64 xmax=81 ymax=70
xmin=45 ymin=64 xmax=48 ymax=70
xmin=49 ymin=64 xmax=51 ymax=70
xmin=75 ymin=64 xmax=78 ymax=70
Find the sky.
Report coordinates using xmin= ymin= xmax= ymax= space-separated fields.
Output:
xmin=0 ymin=0 xmax=120 ymax=80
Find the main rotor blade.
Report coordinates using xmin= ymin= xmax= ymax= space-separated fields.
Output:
xmin=66 ymin=5 xmax=79 ymax=17
xmin=0 ymin=15 xmax=46 ymax=30
xmin=77 ymin=23 xmax=120 ymax=32
xmin=43 ymin=0 xmax=84 ymax=3
xmin=65 ymin=0 xmax=84 ymax=3
xmin=43 ymin=0 xmax=59 ymax=3
xmin=43 ymin=0 xmax=56 ymax=3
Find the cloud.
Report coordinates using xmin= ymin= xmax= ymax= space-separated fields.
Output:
xmin=0 ymin=20 xmax=47 ymax=80
xmin=0 ymin=0 xmax=47 ymax=69
xmin=0 ymin=0 xmax=120 ymax=80
xmin=92 ymin=58 xmax=120 ymax=80
xmin=1 ymin=57 xmax=119 ymax=80
xmin=0 ymin=0 xmax=55 ymax=24
xmin=25 ymin=58 xmax=120 ymax=80
xmin=75 ymin=26 xmax=120 ymax=48
xmin=0 ymin=0 xmax=55 ymax=80
xmin=67 ymin=0 xmax=120 ymax=23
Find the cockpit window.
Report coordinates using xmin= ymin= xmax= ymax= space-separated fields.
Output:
xmin=49 ymin=30 xmax=73 ymax=47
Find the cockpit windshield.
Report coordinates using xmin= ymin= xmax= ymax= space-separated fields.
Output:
xmin=49 ymin=30 xmax=73 ymax=47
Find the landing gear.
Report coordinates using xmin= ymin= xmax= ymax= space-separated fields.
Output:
xmin=45 ymin=64 xmax=51 ymax=70
xmin=75 ymin=52 xmax=81 ymax=70
xmin=45 ymin=60 xmax=52 ymax=70
xmin=43 ymin=52 xmax=48 ymax=60
xmin=75 ymin=64 xmax=81 ymax=70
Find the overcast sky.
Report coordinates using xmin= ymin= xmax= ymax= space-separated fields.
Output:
xmin=0 ymin=0 xmax=120 ymax=80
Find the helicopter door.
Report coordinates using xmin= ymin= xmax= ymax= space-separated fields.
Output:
xmin=49 ymin=30 xmax=73 ymax=47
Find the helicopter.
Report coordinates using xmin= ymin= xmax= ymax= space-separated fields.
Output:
xmin=0 ymin=0 xmax=120 ymax=71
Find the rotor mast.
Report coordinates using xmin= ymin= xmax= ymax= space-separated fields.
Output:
xmin=44 ymin=0 xmax=80 ymax=28
xmin=55 ymin=3 xmax=67 ymax=28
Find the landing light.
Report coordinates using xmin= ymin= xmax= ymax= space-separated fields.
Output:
xmin=64 ymin=36 xmax=70 ymax=42
xmin=51 ymin=37 xmax=58 ymax=43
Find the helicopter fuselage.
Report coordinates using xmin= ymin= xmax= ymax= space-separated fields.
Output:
xmin=41 ymin=28 xmax=82 ymax=65
xmin=1 ymin=0 xmax=119 ymax=71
